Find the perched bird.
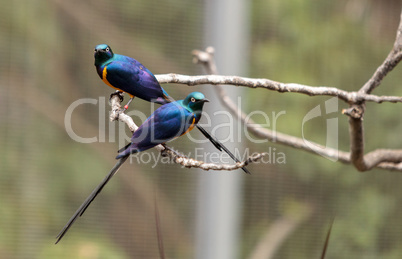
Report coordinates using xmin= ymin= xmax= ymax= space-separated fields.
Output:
xmin=94 ymin=43 xmax=171 ymax=109
xmin=56 ymin=92 xmax=209 ymax=244
xmin=94 ymin=44 xmax=250 ymax=174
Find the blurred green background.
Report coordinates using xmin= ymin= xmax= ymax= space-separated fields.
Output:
xmin=1 ymin=0 xmax=402 ymax=258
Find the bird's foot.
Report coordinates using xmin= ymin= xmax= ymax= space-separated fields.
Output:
xmin=161 ymin=144 xmax=187 ymax=158
xmin=109 ymin=91 xmax=124 ymax=103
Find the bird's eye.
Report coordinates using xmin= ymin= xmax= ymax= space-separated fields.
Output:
xmin=106 ymin=47 xmax=110 ymax=52
xmin=191 ymin=97 xmax=196 ymax=103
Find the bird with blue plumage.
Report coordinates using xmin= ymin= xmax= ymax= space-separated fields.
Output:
xmin=93 ymin=44 xmax=251 ymax=174
xmin=116 ymin=92 xmax=208 ymax=158
xmin=56 ymin=92 xmax=209 ymax=243
xmin=94 ymin=44 xmax=170 ymax=109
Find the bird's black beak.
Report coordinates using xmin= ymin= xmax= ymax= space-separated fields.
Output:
xmin=201 ymin=98 xmax=210 ymax=103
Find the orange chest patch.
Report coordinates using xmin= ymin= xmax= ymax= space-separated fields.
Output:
xmin=102 ymin=66 xmax=134 ymax=98
xmin=181 ymin=117 xmax=196 ymax=136
xmin=102 ymin=66 xmax=119 ymax=91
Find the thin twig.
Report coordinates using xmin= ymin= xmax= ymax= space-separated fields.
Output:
xmin=359 ymin=11 xmax=402 ymax=94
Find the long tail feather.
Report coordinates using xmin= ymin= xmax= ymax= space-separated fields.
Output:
xmin=196 ymin=124 xmax=223 ymax=151
xmin=196 ymin=125 xmax=251 ymax=174
xmin=55 ymin=156 xmax=129 ymax=244
xmin=117 ymin=142 xmax=131 ymax=153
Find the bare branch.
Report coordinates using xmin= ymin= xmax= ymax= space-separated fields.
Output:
xmin=347 ymin=105 xmax=402 ymax=171
xmin=364 ymin=149 xmax=402 ymax=170
xmin=109 ymin=97 xmax=138 ymax=132
xmin=348 ymin=104 xmax=402 ymax=171
xmin=109 ymin=95 xmax=265 ymax=171
xmin=107 ymin=11 xmax=402 ymax=172
xmin=191 ymin=48 xmax=351 ymax=162
xmin=345 ymin=11 xmax=402 ymax=171
xmin=189 ymin=46 xmax=402 ymax=172
xmin=156 ymin=74 xmax=402 ymax=104
xmin=359 ymin=10 xmax=402 ymax=94
xmin=348 ymin=108 xmax=366 ymax=171
xmin=162 ymin=147 xmax=268 ymax=171
xmin=193 ymin=48 xmax=351 ymax=163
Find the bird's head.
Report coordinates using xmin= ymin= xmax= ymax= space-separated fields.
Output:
xmin=183 ymin=92 xmax=209 ymax=115
xmin=94 ymin=44 xmax=114 ymax=66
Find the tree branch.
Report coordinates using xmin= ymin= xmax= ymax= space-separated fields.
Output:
xmin=192 ymin=48 xmax=351 ymax=163
xmin=346 ymin=10 xmax=402 ymax=171
xmin=347 ymin=103 xmax=402 ymax=171
xmin=109 ymin=95 xmax=265 ymax=171
xmin=156 ymin=74 xmax=402 ymax=104
xmin=184 ymin=33 xmax=402 ymax=172
xmin=110 ymin=10 xmax=402 ymax=172
xmin=359 ymin=10 xmax=402 ymax=95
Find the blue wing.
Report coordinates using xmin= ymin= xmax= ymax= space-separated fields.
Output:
xmin=116 ymin=102 xmax=195 ymax=158
xmin=104 ymin=55 xmax=169 ymax=104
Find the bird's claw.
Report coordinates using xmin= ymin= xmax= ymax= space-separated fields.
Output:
xmin=109 ymin=91 xmax=124 ymax=103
